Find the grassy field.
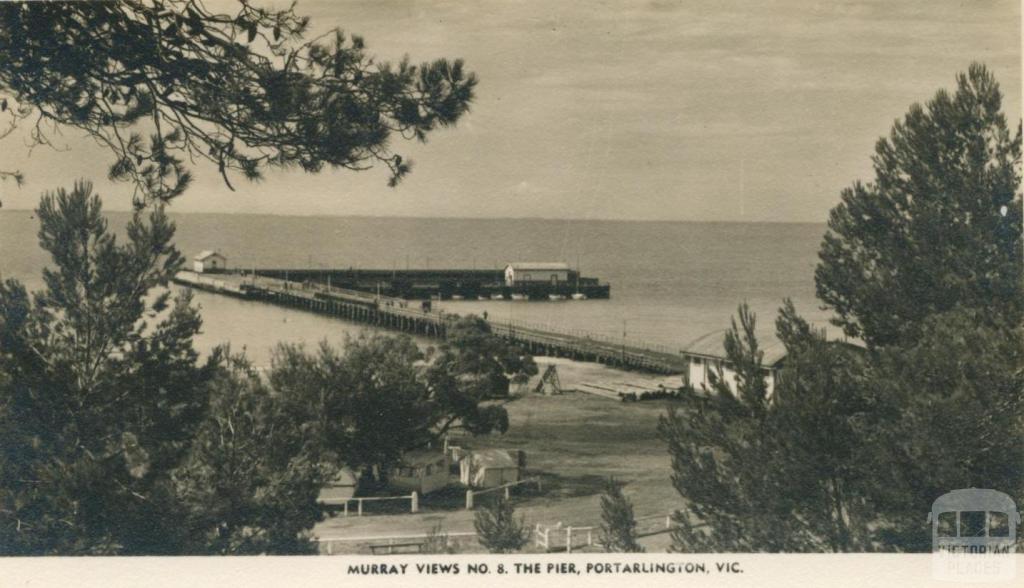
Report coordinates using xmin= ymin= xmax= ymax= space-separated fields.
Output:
xmin=313 ymin=358 xmax=685 ymax=554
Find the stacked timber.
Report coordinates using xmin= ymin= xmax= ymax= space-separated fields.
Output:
xmin=576 ymin=379 xmax=686 ymax=402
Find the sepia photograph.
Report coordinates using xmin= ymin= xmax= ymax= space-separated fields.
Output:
xmin=0 ymin=1 xmax=1020 ymax=586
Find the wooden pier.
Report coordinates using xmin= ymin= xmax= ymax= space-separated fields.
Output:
xmin=249 ymin=267 xmax=610 ymax=300
xmin=173 ymin=271 xmax=688 ymax=374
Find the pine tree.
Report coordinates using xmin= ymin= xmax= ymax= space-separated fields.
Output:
xmin=815 ymin=63 xmax=1022 ymax=348
xmin=0 ymin=0 xmax=477 ymax=206
xmin=0 ymin=182 xmax=214 ymax=554
xmin=474 ymin=497 xmax=529 ymax=554
xmin=859 ymin=309 xmax=1024 ymax=551
xmin=599 ymin=478 xmax=644 ymax=552
xmin=659 ymin=303 xmax=796 ymax=552
xmin=0 ymin=183 xmax=332 ymax=554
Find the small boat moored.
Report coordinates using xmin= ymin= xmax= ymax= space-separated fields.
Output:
xmin=548 ymin=293 xmax=567 ymax=301
xmin=490 ymin=293 xmax=505 ymax=300
xmin=510 ymin=293 xmax=529 ymax=301
xmin=571 ymin=292 xmax=588 ymax=300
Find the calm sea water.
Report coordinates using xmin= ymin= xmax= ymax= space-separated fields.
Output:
xmin=0 ymin=211 xmax=833 ymax=366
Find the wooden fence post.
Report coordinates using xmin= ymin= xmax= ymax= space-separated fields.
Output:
xmin=411 ymin=491 xmax=419 ymax=513
xmin=358 ymin=498 xmax=363 ymax=516
xmin=504 ymin=486 xmax=511 ymax=500
xmin=566 ymin=526 xmax=573 ymax=554
xmin=466 ymin=490 xmax=474 ymax=510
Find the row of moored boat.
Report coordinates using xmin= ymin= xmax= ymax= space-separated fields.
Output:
xmin=447 ymin=293 xmax=588 ymax=301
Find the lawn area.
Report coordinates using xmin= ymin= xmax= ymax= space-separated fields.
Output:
xmin=313 ymin=358 xmax=686 ymax=554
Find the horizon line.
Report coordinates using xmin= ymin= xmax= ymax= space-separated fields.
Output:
xmin=0 ymin=208 xmax=828 ymax=226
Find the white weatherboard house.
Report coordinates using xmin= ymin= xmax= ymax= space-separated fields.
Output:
xmin=682 ymin=330 xmax=786 ymax=398
xmin=193 ymin=250 xmax=226 ymax=273
xmin=504 ymin=262 xmax=571 ymax=286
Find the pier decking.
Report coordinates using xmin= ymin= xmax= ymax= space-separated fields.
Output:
xmin=173 ymin=271 xmax=687 ymax=374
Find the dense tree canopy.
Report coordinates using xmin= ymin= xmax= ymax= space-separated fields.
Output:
xmin=0 ymin=0 xmax=485 ymax=555
xmin=174 ymin=353 xmax=326 ymax=555
xmin=268 ymin=319 xmax=535 ymax=482
xmin=662 ymin=302 xmax=881 ymax=552
xmin=860 ymin=309 xmax=1024 ymax=550
xmin=0 ymin=0 xmax=477 ymax=206
xmin=659 ymin=304 xmax=798 ymax=552
xmin=270 ymin=335 xmax=435 ymax=479
xmin=665 ymin=64 xmax=1024 ymax=553
xmin=815 ymin=63 xmax=1022 ymax=347
xmin=0 ymin=182 xmax=215 ymax=553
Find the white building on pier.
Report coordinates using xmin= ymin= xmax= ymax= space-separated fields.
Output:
xmin=504 ymin=262 xmax=571 ymax=286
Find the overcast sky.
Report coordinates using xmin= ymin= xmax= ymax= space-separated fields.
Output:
xmin=1 ymin=0 xmax=1020 ymax=222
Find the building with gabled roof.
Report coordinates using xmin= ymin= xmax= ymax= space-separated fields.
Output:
xmin=193 ymin=250 xmax=226 ymax=273
xmin=681 ymin=329 xmax=786 ymax=397
xmin=458 ymin=448 xmax=525 ymax=488
xmin=681 ymin=327 xmax=861 ymax=399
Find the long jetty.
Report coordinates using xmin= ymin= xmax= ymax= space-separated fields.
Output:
xmin=251 ymin=267 xmax=610 ymax=300
xmin=173 ymin=270 xmax=688 ymax=374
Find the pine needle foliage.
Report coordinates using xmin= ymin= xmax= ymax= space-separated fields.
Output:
xmin=599 ymin=478 xmax=644 ymax=553
xmin=473 ymin=497 xmax=529 ymax=554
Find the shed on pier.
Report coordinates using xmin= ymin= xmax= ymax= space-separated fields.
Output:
xmin=193 ymin=250 xmax=227 ymax=273
xmin=504 ymin=262 xmax=571 ymax=286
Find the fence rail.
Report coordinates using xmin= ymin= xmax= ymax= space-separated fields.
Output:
xmin=314 ymin=512 xmax=680 ymax=555
xmin=316 ymin=531 xmax=478 ymax=556
xmin=319 ymin=492 xmax=418 ymax=516
xmin=465 ymin=477 xmax=542 ymax=509
xmin=535 ymin=512 xmax=678 ymax=553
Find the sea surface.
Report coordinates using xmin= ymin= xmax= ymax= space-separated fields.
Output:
xmin=0 ymin=211 xmax=834 ymax=366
